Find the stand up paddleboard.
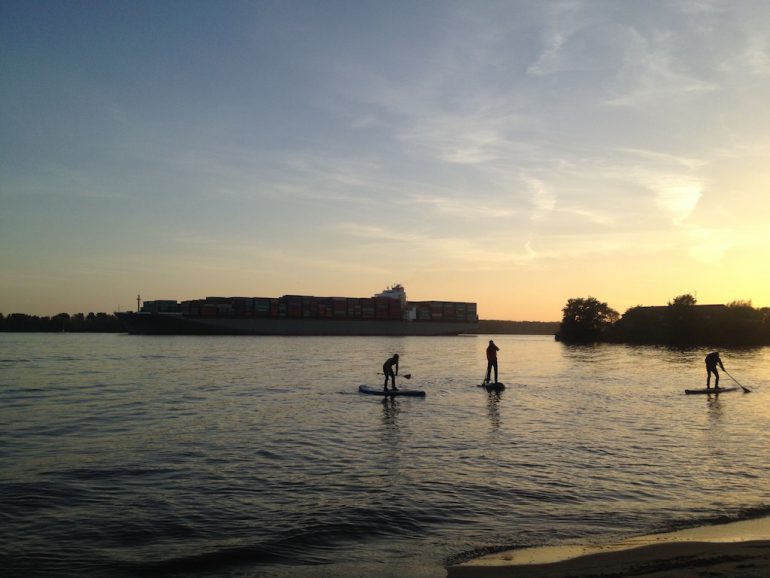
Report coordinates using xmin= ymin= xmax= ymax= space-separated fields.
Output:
xmin=478 ymin=382 xmax=506 ymax=391
xmin=684 ymin=386 xmax=738 ymax=395
xmin=358 ymin=385 xmax=426 ymax=397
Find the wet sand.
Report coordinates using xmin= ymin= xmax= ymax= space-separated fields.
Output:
xmin=447 ymin=516 xmax=770 ymax=577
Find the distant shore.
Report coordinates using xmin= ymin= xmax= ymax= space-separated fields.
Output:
xmin=0 ymin=314 xmax=560 ymax=335
xmin=447 ymin=516 xmax=770 ymax=577
xmin=474 ymin=320 xmax=559 ymax=335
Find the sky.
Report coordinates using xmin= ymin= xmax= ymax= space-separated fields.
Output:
xmin=2 ymin=1 xmax=770 ymax=321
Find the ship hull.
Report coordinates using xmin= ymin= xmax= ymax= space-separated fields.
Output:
xmin=115 ymin=312 xmax=477 ymax=336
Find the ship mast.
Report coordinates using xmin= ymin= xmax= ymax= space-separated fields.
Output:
xmin=137 ymin=294 xmax=141 ymax=313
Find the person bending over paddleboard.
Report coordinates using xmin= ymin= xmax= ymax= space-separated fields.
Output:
xmin=383 ymin=353 xmax=399 ymax=392
xmin=705 ymin=351 xmax=725 ymax=388
xmin=485 ymin=340 xmax=500 ymax=384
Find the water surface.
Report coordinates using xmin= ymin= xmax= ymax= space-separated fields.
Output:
xmin=1 ymin=334 xmax=769 ymax=577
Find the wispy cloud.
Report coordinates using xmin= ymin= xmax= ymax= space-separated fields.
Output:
xmin=406 ymin=193 xmax=519 ymax=219
xmin=606 ymin=27 xmax=717 ymax=107
xmin=527 ymin=1 xmax=602 ymax=76
xmin=654 ymin=181 xmax=703 ymax=225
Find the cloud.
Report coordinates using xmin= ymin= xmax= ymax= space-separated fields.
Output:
xmin=406 ymin=193 xmax=519 ymax=219
xmin=741 ymin=35 xmax=770 ymax=75
xmin=335 ymin=222 xmax=536 ymax=270
xmin=526 ymin=1 xmax=602 ymax=76
xmin=336 ymin=223 xmax=418 ymax=243
xmin=654 ymin=181 xmax=703 ymax=225
xmin=605 ymin=25 xmax=717 ymax=107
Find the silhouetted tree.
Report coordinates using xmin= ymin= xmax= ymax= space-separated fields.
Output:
xmin=718 ymin=300 xmax=764 ymax=345
xmin=669 ymin=294 xmax=697 ymax=307
xmin=475 ymin=320 xmax=560 ymax=335
xmin=556 ymin=297 xmax=619 ymax=343
xmin=52 ymin=313 xmax=70 ymax=331
xmin=608 ymin=305 xmax=666 ymax=344
xmin=0 ymin=311 xmax=123 ymax=332
xmin=664 ymin=293 xmax=703 ymax=344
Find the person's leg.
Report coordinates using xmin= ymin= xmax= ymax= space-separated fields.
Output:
xmin=485 ymin=361 xmax=492 ymax=383
xmin=493 ymin=360 xmax=498 ymax=384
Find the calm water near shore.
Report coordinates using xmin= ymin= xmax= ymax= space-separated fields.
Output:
xmin=2 ymin=333 xmax=770 ymax=577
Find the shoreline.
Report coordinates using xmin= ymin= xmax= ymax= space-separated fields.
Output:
xmin=447 ymin=516 xmax=770 ymax=577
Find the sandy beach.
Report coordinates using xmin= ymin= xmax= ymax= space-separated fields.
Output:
xmin=447 ymin=516 xmax=770 ymax=577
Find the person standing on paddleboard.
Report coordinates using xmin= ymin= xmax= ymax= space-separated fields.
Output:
xmin=485 ymin=340 xmax=500 ymax=384
xmin=383 ymin=354 xmax=399 ymax=392
xmin=705 ymin=351 xmax=725 ymax=388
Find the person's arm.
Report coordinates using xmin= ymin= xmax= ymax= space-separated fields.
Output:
xmin=395 ymin=360 xmax=399 ymax=375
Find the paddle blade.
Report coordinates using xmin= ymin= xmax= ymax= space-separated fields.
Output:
xmin=403 ymin=374 xmax=411 ymax=379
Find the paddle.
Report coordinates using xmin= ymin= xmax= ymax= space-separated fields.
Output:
xmin=724 ymin=369 xmax=751 ymax=393
xmin=378 ymin=372 xmax=411 ymax=379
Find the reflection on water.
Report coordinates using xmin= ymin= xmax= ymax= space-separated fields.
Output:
xmin=706 ymin=395 xmax=723 ymax=419
xmin=486 ymin=391 xmax=501 ymax=430
xmin=382 ymin=396 xmax=401 ymax=430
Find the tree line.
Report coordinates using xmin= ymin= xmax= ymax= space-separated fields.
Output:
xmin=0 ymin=312 xmax=124 ymax=332
xmin=556 ymin=295 xmax=770 ymax=346
xmin=0 ymin=314 xmax=562 ymax=334
xmin=475 ymin=319 xmax=560 ymax=335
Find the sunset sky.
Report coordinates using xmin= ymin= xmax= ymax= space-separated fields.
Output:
xmin=2 ymin=1 xmax=770 ymax=321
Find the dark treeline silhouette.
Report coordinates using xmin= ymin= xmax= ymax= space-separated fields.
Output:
xmin=0 ymin=312 xmax=123 ymax=332
xmin=1 ymin=312 xmax=560 ymax=335
xmin=475 ymin=319 xmax=560 ymax=335
xmin=556 ymin=295 xmax=770 ymax=346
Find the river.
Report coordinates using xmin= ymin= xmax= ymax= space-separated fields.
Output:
xmin=1 ymin=333 xmax=769 ymax=577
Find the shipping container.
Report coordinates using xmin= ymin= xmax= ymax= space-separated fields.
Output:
xmin=347 ymin=298 xmax=362 ymax=319
xmin=416 ymin=303 xmax=431 ymax=321
xmin=141 ymin=300 xmax=180 ymax=313
xmin=254 ymin=299 xmax=271 ymax=317
xmin=430 ymin=302 xmax=443 ymax=321
xmin=389 ymin=299 xmax=403 ymax=320
xmin=165 ymin=290 xmax=477 ymax=325
xmin=333 ymin=298 xmax=347 ymax=318
xmin=205 ymin=297 xmax=230 ymax=304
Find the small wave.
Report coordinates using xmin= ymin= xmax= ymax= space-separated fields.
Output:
xmin=120 ymin=544 xmax=301 ymax=576
xmin=58 ymin=465 xmax=178 ymax=482
xmin=131 ymin=506 xmax=428 ymax=575
xmin=653 ymin=506 xmax=770 ymax=534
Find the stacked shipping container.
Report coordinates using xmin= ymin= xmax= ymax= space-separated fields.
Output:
xmin=143 ymin=295 xmax=477 ymax=322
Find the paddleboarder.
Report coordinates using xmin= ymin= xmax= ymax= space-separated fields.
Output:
xmin=383 ymin=353 xmax=399 ymax=392
xmin=705 ymin=351 xmax=725 ymax=389
xmin=485 ymin=340 xmax=500 ymax=384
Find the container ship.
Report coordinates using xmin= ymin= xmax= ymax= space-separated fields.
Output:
xmin=115 ymin=285 xmax=478 ymax=336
